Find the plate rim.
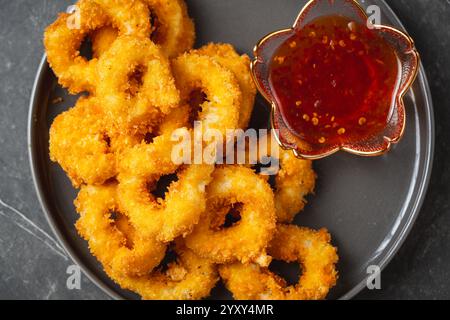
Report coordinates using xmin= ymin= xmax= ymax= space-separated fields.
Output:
xmin=28 ymin=0 xmax=435 ymax=300
xmin=28 ymin=55 xmax=125 ymax=300
xmin=340 ymin=67 xmax=435 ymax=299
xmin=339 ymin=0 xmax=435 ymax=299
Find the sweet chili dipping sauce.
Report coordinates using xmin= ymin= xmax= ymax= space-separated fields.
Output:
xmin=269 ymin=15 xmax=400 ymax=147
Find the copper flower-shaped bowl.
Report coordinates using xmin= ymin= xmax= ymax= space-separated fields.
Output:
xmin=251 ymin=0 xmax=419 ymax=160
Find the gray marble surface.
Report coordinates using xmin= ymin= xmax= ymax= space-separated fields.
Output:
xmin=0 ymin=0 xmax=448 ymax=300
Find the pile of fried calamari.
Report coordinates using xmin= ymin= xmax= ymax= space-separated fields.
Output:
xmin=45 ymin=0 xmax=338 ymax=300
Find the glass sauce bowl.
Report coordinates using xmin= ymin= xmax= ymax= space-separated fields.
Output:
xmin=251 ymin=0 xmax=420 ymax=160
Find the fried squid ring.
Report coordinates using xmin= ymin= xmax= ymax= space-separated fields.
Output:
xmin=118 ymin=162 xmax=214 ymax=243
xmin=117 ymin=104 xmax=191 ymax=183
xmin=184 ymin=166 xmax=276 ymax=266
xmin=219 ymin=225 xmax=339 ymax=300
xmin=44 ymin=0 xmax=151 ymax=93
xmin=116 ymin=96 xmax=217 ymax=244
xmin=96 ymin=35 xmax=180 ymax=130
xmin=148 ymin=0 xmax=195 ymax=58
xmin=75 ymin=183 xmax=166 ymax=277
xmin=118 ymin=102 xmax=213 ymax=242
xmin=116 ymin=66 xmax=241 ymax=242
xmin=49 ymin=97 xmax=143 ymax=187
xmin=194 ymin=43 xmax=257 ymax=129
xmin=92 ymin=0 xmax=151 ymax=38
xmin=91 ymin=0 xmax=194 ymax=59
xmin=111 ymin=240 xmax=218 ymax=300
xmin=91 ymin=26 xmax=118 ymax=59
xmin=171 ymin=53 xmax=241 ymax=137
xmin=274 ymin=152 xmax=315 ymax=223
xmin=254 ymin=133 xmax=316 ymax=223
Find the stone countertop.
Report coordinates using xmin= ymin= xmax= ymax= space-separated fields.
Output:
xmin=0 ymin=0 xmax=449 ymax=300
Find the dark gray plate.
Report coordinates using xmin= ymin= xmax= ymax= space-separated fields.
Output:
xmin=28 ymin=0 xmax=434 ymax=300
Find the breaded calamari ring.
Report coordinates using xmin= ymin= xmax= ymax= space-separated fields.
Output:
xmin=96 ymin=35 xmax=180 ymax=130
xmin=219 ymin=225 xmax=339 ymax=300
xmin=171 ymin=53 xmax=241 ymax=137
xmin=75 ymin=183 xmax=166 ymax=277
xmin=92 ymin=0 xmax=194 ymax=58
xmin=91 ymin=0 xmax=151 ymax=38
xmin=91 ymin=26 xmax=118 ymax=59
xmin=118 ymin=163 xmax=214 ymax=243
xmin=194 ymin=43 xmax=257 ymax=129
xmin=274 ymin=152 xmax=315 ymax=223
xmin=242 ymin=132 xmax=316 ymax=222
xmin=117 ymin=104 xmax=215 ymax=242
xmin=146 ymin=0 xmax=195 ymax=58
xmin=253 ymin=133 xmax=316 ymax=222
xmin=49 ymin=96 xmax=143 ymax=187
xmin=44 ymin=0 xmax=151 ymax=93
xmin=184 ymin=166 xmax=276 ymax=266
xmin=111 ymin=240 xmax=219 ymax=300
xmin=116 ymin=102 xmax=191 ymax=188
xmin=116 ymin=99 xmax=210 ymax=242
xmin=117 ymin=73 xmax=242 ymax=242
